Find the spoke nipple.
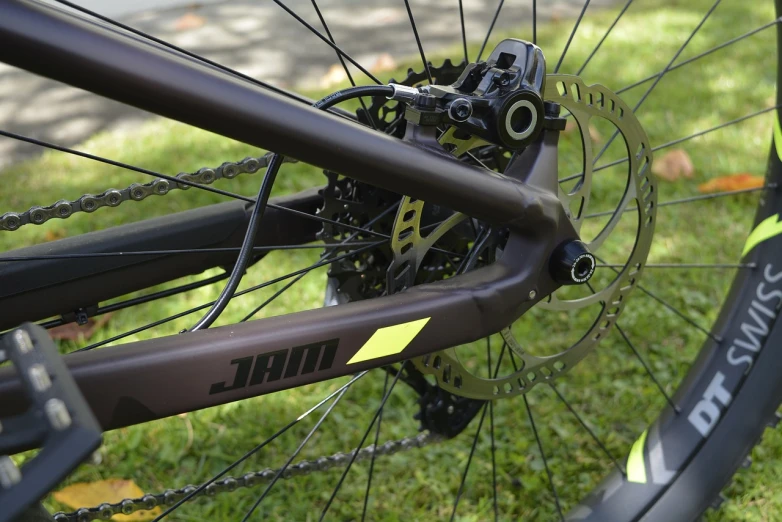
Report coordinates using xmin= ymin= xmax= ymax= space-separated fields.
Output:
xmin=549 ymin=240 xmax=596 ymax=285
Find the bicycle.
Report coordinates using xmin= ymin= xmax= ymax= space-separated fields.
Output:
xmin=0 ymin=0 xmax=780 ymax=520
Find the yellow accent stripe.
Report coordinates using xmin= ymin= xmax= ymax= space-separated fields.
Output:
xmin=774 ymin=112 xmax=782 ymax=162
xmin=627 ymin=429 xmax=648 ymax=484
xmin=742 ymin=214 xmax=782 ymax=257
xmin=347 ymin=318 xmax=431 ymax=364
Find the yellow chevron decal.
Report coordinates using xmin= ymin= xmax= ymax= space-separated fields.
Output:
xmin=627 ymin=429 xmax=648 ymax=484
xmin=347 ymin=318 xmax=431 ymax=364
xmin=742 ymin=214 xmax=782 ymax=258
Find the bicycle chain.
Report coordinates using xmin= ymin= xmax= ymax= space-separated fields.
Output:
xmin=0 ymin=153 xmax=295 ymax=232
xmin=53 ymin=432 xmax=439 ymax=521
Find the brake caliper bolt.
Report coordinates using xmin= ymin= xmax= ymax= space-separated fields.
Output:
xmin=448 ymin=98 xmax=473 ymax=122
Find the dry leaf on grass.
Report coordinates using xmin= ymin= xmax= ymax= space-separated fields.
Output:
xmin=652 ymin=149 xmax=694 ymax=181
xmin=173 ymin=12 xmax=205 ymax=31
xmin=54 ymin=479 xmax=161 ymax=521
xmin=698 ymin=173 xmax=764 ymax=193
xmin=320 ymin=63 xmax=348 ymax=88
xmin=44 ymin=228 xmax=67 ymax=242
xmin=563 ymin=120 xmax=602 ymax=143
xmin=369 ymin=53 xmax=397 ymax=74
xmin=49 ymin=314 xmax=112 ymax=341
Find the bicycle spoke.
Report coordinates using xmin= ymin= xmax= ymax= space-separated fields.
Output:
xmin=318 ymin=361 xmax=407 ymax=520
xmin=51 ymin=0 xmax=315 ymax=106
xmin=554 ymin=0 xmax=592 ymax=73
xmin=151 ymin=371 xmax=368 ymax=521
xmin=477 ymin=0 xmax=505 ymax=61
xmin=617 ymin=20 xmax=781 ymax=95
xmin=403 ymin=0 xmax=434 ymax=84
xmin=487 ymin=338 xmax=499 ymax=522
xmin=533 ymin=0 xmax=537 ymax=45
xmin=271 ymin=0 xmax=381 ymax=84
xmin=75 ymin=241 xmax=386 ymax=352
xmin=0 ymin=130 xmax=253 ymax=203
xmin=616 ymin=324 xmax=680 ymax=413
xmin=549 ymin=384 xmax=625 ymax=475
xmin=584 ymin=184 xmax=773 ymax=219
xmin=506 ymin=351 xmax=564 ymax=519
xmin=309 ymin=0 xmax=376 ymax=130
xmin=562 ymin=105 xmax=780 ymax=184
xmin=361 ymin=371 xmax=390 ymax=522
xmin=459 ymin=0 xmax=468 ymax=64
xmin=594 ymin=256 xmax=721 ymax=342
xmin=597 ymin=263 xmax=756 ymax=269
xmin=0 ymin=243 xmax=382 ymax=262
xmin=450 ymin=404 xmax=489 ymax=522
xmin=451 ymin=339 xmax=506 ymax=520
xmin=241 ymin=384 xmax=352 ymax=521
xmin=592 ymin=0 xmax=723 ymax=165
xmin=577 ymin=0 xmax=635 ymax=75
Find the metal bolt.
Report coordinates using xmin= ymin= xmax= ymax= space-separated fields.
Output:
xmin=447 ymin=405 xmax=455 ymax=414
xmin=12 ymin=329 xmax=34 ymax=354
xmin=45 ymin=398 xmax=72 ymax=430
xmin=528 ymin=290 xmax=537 ymax=300
xmin=0 ymin=456 xmax=21 ymax=488
xmin=29 ymin=364 xmax=52 ymax=392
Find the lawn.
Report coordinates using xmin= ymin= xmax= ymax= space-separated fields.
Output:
xmin=3 ymin=0 xmax=782 ymax=520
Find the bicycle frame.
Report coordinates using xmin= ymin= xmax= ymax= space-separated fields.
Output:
xmin=0 ymin=0 xmax=577 ymax=449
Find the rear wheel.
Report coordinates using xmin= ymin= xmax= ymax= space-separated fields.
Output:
xmin=2 ymin=0 xmax=781 ymax=520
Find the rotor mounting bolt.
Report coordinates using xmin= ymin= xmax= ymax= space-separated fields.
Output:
xmin=448 ymin=98 xmax=473 ymax=122
xmin=528 ymin=290 xmax=537 ymax=300
xmin=550 ymin=240 xmax=596 ymax=285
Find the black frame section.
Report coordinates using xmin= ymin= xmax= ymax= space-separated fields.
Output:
xmin=0 ymin=0 xmax=577 ymax=451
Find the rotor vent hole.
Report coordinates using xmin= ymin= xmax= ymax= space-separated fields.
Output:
xmin=400 ymin=242 xmax=413 ymax=255
xmin=541 ymin=367 xmax=552 ymax=379
xmin=433 ymin=355 xmax=441 ymax=369
xmin=527 ymin=372 xmax=537 ymax=382
xmin=556 ymin=82 xmax=567 ymax=96
xmin=403 ymin=210 xmax=416 ymax=222
xmin=571 ymin=83 xmax=581 ymax=102
xmin=553 ymin=361 xmax=565 ymax=372
xmin=442 ymin=365 xmax=451 ymax=383
xmin=493 ymin=385 xmax=500 ymax=396
xmin=398 ymin=226 xmax=414 ymax=241
xmin=454 ymin=376 xmax=462 ymax=389
xmin=503 ymin=382 xmax=513 ymax=394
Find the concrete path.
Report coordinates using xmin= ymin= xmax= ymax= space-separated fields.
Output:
xmin=0 ymin=0 xmax=613 ymax=167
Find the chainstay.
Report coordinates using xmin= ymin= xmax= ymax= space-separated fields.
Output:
xmin=53 ymin=432 xmax=439 ymax=521
xmin=0 ymin=153 xmax=295 ymax=232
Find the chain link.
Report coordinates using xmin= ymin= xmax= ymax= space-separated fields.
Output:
xmin=0 ymin=153 xmax=297 ymax=232
xmin=52 ymin=432 xmax=439 ymax=521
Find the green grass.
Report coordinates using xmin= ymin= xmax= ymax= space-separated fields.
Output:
xmin=3 ymin=0 xmax=782 ymax=519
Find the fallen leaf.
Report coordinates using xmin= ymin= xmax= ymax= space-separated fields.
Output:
xmin=173 ymin=12 xmax=205 ymax=31
xmin=54 ymin=479 xmax=161 ymax=521
xmin=652 ymin=149 xmax=694 ymax=182
xmin=698 ymin=173 xmax=764 ymax=193
xmin=563 ymin=120 xmax=602 ymax=143
xmin=44 ymin=228 xmax=67 ymax=242
xmin=320 ymin=63 xmax=348 ymax=89
xmin=49 ymin=314 xmax=112 ymax=341
xmin=369 ymin=53 xmax=397 ymax=74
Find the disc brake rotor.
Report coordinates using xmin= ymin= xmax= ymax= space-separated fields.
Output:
xmin=409 ymin=74 xmax=657 ymax=400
